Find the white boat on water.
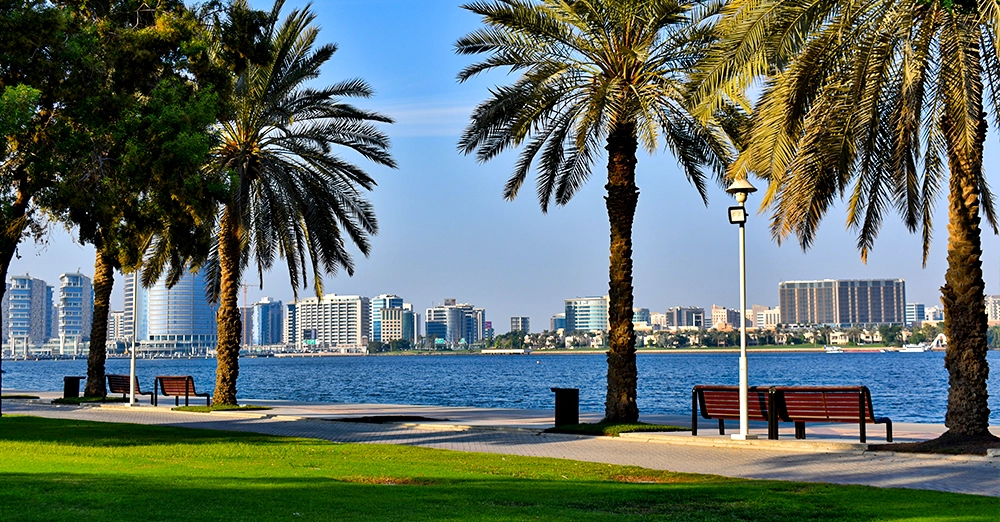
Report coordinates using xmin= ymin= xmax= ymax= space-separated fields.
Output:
xmin=824 ymin=346 xmax=844 ymax=354
xmin=899 ymin=344 xmax=931 ymax=353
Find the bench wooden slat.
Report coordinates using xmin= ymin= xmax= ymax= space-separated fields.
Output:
xmin=153 ymin=375 xmax=211 ymax=407
xmin=106 ymin=374 xmax=153 ymax=403
xmin=773 ymin=386 xmax=891 ymax=443
xmin=692 ymin=385 xmax=775 ymax=439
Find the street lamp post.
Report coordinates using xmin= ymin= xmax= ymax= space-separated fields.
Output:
xmin=128 ymin=274 xmax=139 ymax=407
xmin=726 ymin=178 xmax=757 ymax=440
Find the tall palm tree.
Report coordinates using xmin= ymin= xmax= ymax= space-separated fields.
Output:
xmin=692 ymin=0 xmax=999 ymax=443
xmin=456 ymin=0 xmax=737 ymax=422
xmin=208 ymin=0 xmax=395 ymax=405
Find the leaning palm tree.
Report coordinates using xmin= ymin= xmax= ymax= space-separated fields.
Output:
xmin=457 ymin=0 xmax=738 ymax=422
xmin=207 ymin=0 xmax=395 ymax=405
xmin=692 ymin=0 xmax=999 ymax=444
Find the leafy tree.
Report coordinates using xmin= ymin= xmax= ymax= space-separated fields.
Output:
xmin=39 ymin=1 xmax=229 ymax=397
xmin=693 ymin=0 xmax=999 ymax=443
xmin=987 ymin=325 xmax=1000 ymax=348
xmin=456 ymin=0 xmax=737 ymax=422
xmin=206 ymin=0 xmax=395 ymax=405
xmin=388 ymin=338 xmax=412 ymax=352
xmin=878 ymin=324 xmax=903 ymax=347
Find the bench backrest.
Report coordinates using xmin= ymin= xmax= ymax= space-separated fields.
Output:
xmin=158 ymin=376 xmax=197 ymax=396
xmin=693 ymin=385 xmax=770 ymax=420
xmin=107 ymin=374 xmax=142 ymax=395
xmin=773 ymin=386 xmax=876 ymax=422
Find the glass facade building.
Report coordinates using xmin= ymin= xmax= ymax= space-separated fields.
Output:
xmin=565 ymin=296 xmax=609 ymax=332
xmin=142 ymin=270 xmax=218 ymax=352
xmin=252 ymin=296 xmax=283 ymax=345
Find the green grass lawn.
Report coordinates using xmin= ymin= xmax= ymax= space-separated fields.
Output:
xmin=1 ymin=416 xmax=995 ymax=521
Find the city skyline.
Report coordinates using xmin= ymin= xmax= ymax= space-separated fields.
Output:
xmin=8 ymin=0 xmax=1000 ymax=333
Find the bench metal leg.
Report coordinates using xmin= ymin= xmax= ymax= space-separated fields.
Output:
xmin=885 ymin=419 xmax=892 ymax=442
xmin=691 ymin=391 xmax=698 ymax=436
xmin=794 ymin=421 xmax=805 ymax=439
xmin=718 ymin=419 xmax=725 ymax=435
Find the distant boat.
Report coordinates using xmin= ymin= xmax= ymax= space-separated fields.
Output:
xmin=899 ymin=344 xmax=931 ymax=353
xmin=824 ymin=346 xmax=844 ymax=354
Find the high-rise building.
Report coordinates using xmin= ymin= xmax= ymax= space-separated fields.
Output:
xmin=252 ymin=296 xmax=283 ymax=345
xmin=550 ymin=313 xmax=566 ymax=331
xmin=107 ymin=310 xmax=126 ymax=341
xmin=295 ymin=294 xmax=370 ymax=350
xmin=380 ymin=307 xmax=416 ymax=344
xmin=371 ymin=294 xmax=403 ymax=342
xmin=425 ymin=301 xmax=486 ymax=345
xmin=665 ymin=306 xmax=704 ymax=329
xmin=905 ymin=303 xmax=926 ymax=326
xmin=123 ymin=273 xmax=150 ymax=342
xmin=1 ymin=283 xmax=8 ymax=343
xmin=144 ymin=270 xmax=218 ymax=352
xmin=240 ymin=306 xmax=254 ymax=346
xmin=632 ymin=308 xmax=651 ymax=325
xmin=7 ymin=275 xmax=52 ymax=345
xmin=283 ymin=302 xmax=297 ymax=344
xmin=58 ymin=272 xmax=94 ymax=342
xmin=565 ymin=296 xmax=609 ymax=332
xmin=510 ymin=316 xmax=530 ymax=333
xmin=778 ymin=279 xmax=905 ymax=326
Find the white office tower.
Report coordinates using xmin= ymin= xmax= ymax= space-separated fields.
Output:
xmin=295 ymin=294 xmax=370 ymax=352
xmin=123 ymin=273 xmax=150 ymax=343
xmin=7 ymin=275 xmax=52 ymax=346
xmin=58 ymin=272 xmax=94 ymax=344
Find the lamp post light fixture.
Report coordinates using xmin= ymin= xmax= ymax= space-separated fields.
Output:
xmin=726 ymin=178 xmax=757 ymax=440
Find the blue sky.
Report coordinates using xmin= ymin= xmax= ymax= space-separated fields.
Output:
xmin=11 ymin=0 xmax=1000 ymax=332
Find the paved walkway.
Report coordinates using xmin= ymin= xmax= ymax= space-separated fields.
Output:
xmin=2 ymin=394 xmax=998 ymax=497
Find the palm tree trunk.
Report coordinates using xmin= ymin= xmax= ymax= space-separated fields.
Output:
xmin=214 ymin=206 xmax=242 ymax=405
xmin=940 ymin=101 xmax=994 ymax=440
xmin=603 ymin=121 xmax=640 ymax=423
xmin=84 ymin=250 xmax=114 ymax=397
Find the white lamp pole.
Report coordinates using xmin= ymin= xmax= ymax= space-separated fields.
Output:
xmin=128 ymin=274 xmax=138 ymax=407
xmin=726 ymin=178 xmax=757 ymax=440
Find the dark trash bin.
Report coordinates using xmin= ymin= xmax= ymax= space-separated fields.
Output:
xmin=550 ymin=387 xmax=579 ymax=427
xmin=63 ymin=376 xmax=86 ymax=399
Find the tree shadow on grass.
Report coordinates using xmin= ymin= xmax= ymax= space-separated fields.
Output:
xmin=0 ymin=415 xmax=310 ymax=448
xmin=1 ymin=471 xmax=995 ymax=522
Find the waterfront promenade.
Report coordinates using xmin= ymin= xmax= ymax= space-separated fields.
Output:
xmin=3 ymin=391 xmax=998 ymax=497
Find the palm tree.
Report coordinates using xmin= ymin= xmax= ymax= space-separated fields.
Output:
xmin=692 ymin=0 xmax=999 ymax=443
xmin=456 ymin=0 xmax=737 ymax=422
xmin=207 ymin=0 xmax=395 ymax=405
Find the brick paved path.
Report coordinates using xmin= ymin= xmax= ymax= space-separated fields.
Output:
xmin=5 ymin=401 xmax=998 ymax=497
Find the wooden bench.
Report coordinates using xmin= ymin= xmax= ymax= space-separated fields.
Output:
xmin=106 ymin=374 xmax=155 ymax=403
xmin=772 ymin=386 xmax=892 ymax=443
xmin=692 ymin=385 xmax=777 ymax=439
xmin=153 ymin=376 xmax=211 ymax=407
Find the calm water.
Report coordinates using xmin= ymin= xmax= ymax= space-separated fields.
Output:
xmin=3 ymin=351 xmax=998 ymax=424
